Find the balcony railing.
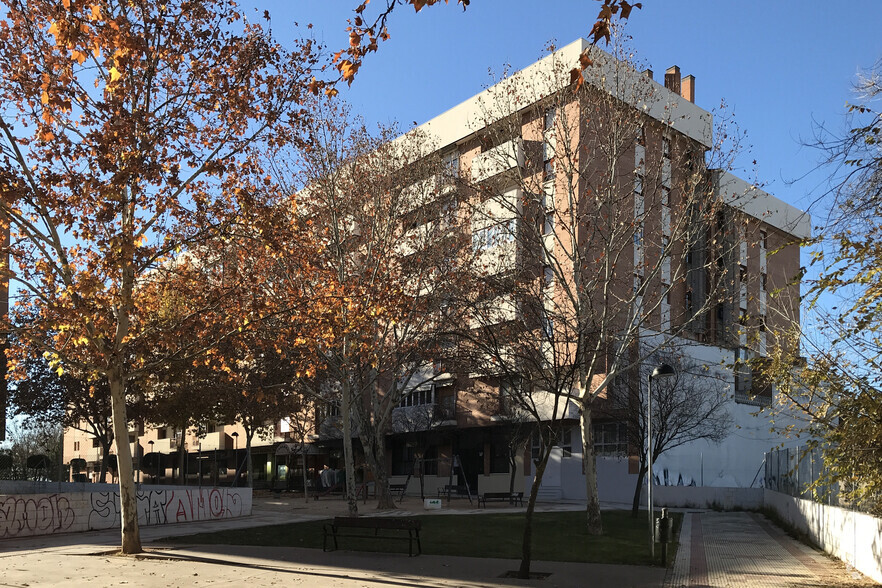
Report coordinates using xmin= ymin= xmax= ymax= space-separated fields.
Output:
xmin=471 ymin=138 xmax=524 ymax=183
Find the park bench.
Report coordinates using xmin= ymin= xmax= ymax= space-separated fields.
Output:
xmin=388 ymin=483 xmax=407 ymax=501
xmin=437 ymin=484 xmax=471 ymax=499
xmin=322 ymin=516 xmax=422 ymax=556
xmin=477 ymin=491 xmax=524 ymax=508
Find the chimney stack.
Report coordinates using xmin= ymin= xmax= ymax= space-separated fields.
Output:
xmin=664 ymin=66 xmax=681 ymax=96
xmin=681 ymin=74 xmax=695 ymax=103
xmin=643 ymin=68 xmax=653 ymax=80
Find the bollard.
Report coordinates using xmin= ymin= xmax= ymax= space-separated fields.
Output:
xmin=655 ymin=508 xmax=672 ymax=566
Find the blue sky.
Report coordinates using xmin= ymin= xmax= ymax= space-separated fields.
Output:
xmin=254 ymin=0 xmax=881 ymax=225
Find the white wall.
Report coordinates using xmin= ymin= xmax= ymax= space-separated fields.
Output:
xmin=764 ymin=489 xmax=882 ymax=585
xmin=0 ymin=486 xmax=252 ymax=539
xmin=654 ymin=485 xmax=764 ymax=510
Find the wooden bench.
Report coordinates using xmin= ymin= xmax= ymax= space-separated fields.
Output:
xmin=478 ymin=491 xmax=524 ymax=508
xmin=322 ymin=516 xmax=422 ymax=556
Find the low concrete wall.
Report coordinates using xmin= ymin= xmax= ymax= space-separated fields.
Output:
xmin=0 ymin=486 xmax=252 ymax=540
xmin=763 ymin=489 xmax=882 ymax=584
xmin=654 ymin=485 xmax=764 ymax=511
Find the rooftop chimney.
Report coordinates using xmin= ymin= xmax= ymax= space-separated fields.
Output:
xmin=681 ymin=74 xmax=695 ymax=103
xmin=664 ymin=66 xmax=681 ymax=96
xmin=643 ymin=68 xmax=653 ymax=80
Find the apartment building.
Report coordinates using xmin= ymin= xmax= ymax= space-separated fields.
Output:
xmin=374 ymin=39 xmax=810 ymax=499
xmin=62 ymin=39 xmax=810 ymax=497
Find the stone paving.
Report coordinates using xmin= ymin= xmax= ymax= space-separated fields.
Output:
xmin=665 ymin=511 xmax=878 ymax=587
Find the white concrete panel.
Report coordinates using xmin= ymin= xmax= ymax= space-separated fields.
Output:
xmin=715 ymin=170 xmax=811 ymax=239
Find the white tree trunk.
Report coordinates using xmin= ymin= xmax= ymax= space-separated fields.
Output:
xmin=341 ymin=381 xmax=358 ymax=516
xmin=580 ymin=402 xmax=603 ymax=535
xmin=108 ymin=371 xmax=141 ymax=553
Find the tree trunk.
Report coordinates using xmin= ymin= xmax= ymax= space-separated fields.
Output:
xmin=632 ymin=463 xmax=647 ymax=517
xmin=363 ymin=438 xmax=396 ymax=510
xmin=341 ymin=381 xmax=358 ymax=516
xmin=580 ymin=403 xmax=603 ymax=535
xmin=508 ymin=447 xmax=518 ymax=494
xmin=99 ymin=441 xmax=111 ymax=482
xmin=108 ymin=370 xmax=141 ymax=554
xmin=518 ymin=448 xmax=551 ymax=579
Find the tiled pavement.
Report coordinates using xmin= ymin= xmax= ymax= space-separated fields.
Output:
xmin=666 ymin=511 xmax=877 ymax=587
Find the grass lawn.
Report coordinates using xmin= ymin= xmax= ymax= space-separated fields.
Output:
xmin=163 ymin=510 xmax=681 ymax=566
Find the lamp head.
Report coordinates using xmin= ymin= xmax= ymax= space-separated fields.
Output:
xmin=651 ymin=363 xmax=675 ymax=379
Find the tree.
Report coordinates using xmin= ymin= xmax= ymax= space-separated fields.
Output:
xmin=0 ymin=0 xmax=319 ymax=553
xmin=763 ymin=59 xmax=882 ymax=512
xmin=2 ymin=419 xmax=63 ymax=481
xmin=458 ymin=39 xmax=743 ymax=537
xmin=601 ymin=353 xmax=732 ymax=516
xmin=340 ymin=0 xmax=641 ymax=88
xmin=454 ymin=286 xmax=580 ymax=578
xmin=285 ymin=99 xmax=471 ymax=513
xmin=9 ymin=348 xmax=117 ymax=481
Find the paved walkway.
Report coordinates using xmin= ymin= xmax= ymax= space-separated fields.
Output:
xmin=665 ymin=511 xmax=877 ymax=587
xmin=0 ymin=494 xmax=877 ymax=587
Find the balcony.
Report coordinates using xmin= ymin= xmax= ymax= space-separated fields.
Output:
xmin=400 ymin=174 xmax=455 ymax=214
xmin=200 ymin=431 xmax=232 ymax=451
xmin=395 ymin=220 xmax=436 ymax=257
xmin=471 ymin=138 xmax=524 ymax=183
xmin=153 ymin=437 xmax=178 ymax=454
xmin=469 ymin=295 xmax=517 ymax=329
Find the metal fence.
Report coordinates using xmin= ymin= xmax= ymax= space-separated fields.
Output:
xmin=764 ymin=446 xmax=839 ymax=506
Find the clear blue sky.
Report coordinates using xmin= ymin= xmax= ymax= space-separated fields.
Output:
xmin=252 ymin=0 xmax=881 ymax=225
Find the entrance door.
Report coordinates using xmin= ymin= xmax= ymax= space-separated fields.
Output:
xmin=454 ymin=432 xmax=482 ymax=495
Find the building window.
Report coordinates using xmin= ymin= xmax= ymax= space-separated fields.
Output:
xmin=593 ymin=422 xmax=627 ymax=456
xmin=74 ymin=441 xmax=80 ymax=452
xmin=544 ymin=106 xmax=556 ymax=131
xmin=685 ymin=289 xmax=694 ymax=313
xmin=399 ymin=385 xmax=436 ymax=408
xmin=442 ymin=150 xmax=459 ymax=178
xmin=543 ymin=265 xmax=554 ymax=287
xmin=473 ymin=218 xmax=516 ymax=251
xmin=662 ymin=204 xmax=671 ymax=237
xmin=532 ymin=427 xmax=573 ymax=460
xmin=324 ymin=402 xmax=341 ymax=418
xmin=543 ymin=156 xmax=554 ymax=182
xmin=634 ymin=173 xmax=643 ymax=197
xmin=489 ymin=430 xmax=510 ymax=474
xmin=543 ymin=211 xmax=554 ymax=236
xmin=661 ymin=186 xmax=670 ymax=207
xmin=662 ymin=136 xmax=671 ymax=159
xmin=92 ymin=438 xmax=100 ymax=448
xmin=637 ymin=125 xmax=646 ymax=146
xmin=391 ymin=441 xmax=415 ymax=476
xmin=661 ymin=236 xmax=671 ymax=284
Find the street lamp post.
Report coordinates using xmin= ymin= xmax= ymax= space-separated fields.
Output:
xmin=648 ymin=363 xmax=675 ymax=563
xmin=231 ymin=432 xmax=239 ymax=487
xmin=148 ymin=440 xmax=154 ymax=484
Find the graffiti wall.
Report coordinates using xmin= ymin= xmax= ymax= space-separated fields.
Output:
xmin=0 ymin=487 xmax=252 ymax=539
